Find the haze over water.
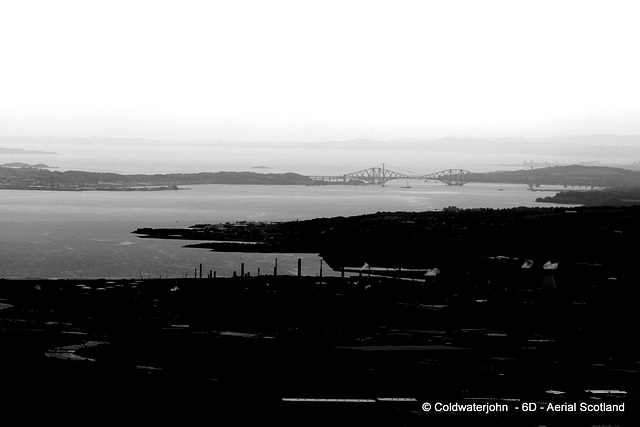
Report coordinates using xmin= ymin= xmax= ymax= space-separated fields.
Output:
xmin=1 ymin=179 xmax=571 ymax=280
xmin=0 ymin=133 xmax=631 ymax=280
xmin=3 ymin=136 xmax=635 ymax=177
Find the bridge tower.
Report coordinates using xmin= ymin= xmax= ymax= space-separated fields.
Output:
xmin=422 ymin=169 xmax=476 ymax=186
xmin=342 ymin=163 xmax=411 ymax=185
xmin=525 ymin=166 xmax=543 ymax=190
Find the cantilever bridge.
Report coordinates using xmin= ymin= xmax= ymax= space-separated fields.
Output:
xmin=308 ymin=165 xmax=477 ymax=186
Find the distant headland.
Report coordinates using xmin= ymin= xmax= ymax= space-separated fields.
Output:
xmin=0 ymin=146 xmax=57 ymax=155
xmin=2 ymin=164 xmax=640 ymax=201
xmin=1 ymin=162 xmax=56 ymax=169
xmin=133 ymin=205 xmax=640 ymax=272
xmin=0 ymin=168 xmax=313 ymax=191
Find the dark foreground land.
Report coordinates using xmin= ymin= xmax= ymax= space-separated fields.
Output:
xmin=537 ymin=187 xmax=640 ymax=206
xmin=4 ymin=206 xmax=640 ymax=425
xmin=136 ymin=205 xmax=640 ymax=274
xmin=1 ymin=271 xmax=638 ymax=425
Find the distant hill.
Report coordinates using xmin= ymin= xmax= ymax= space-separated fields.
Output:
xmin=475 ymin=165 xmax=640 ymax=188
xmin=302 ymin=134 xmax=640 ymax=158
xmin=1 ymin=162 xmax=55 ymax=169
xmin=537 ymin=188 xmax=640 ymax=206
xmin=3 ymin=163 xmax=639 ymax=189
xmin=4 ymin=134 xmax=640 ymax=160
xmin=0 ymin=167 xmax=314 ymax=186
xmin=0 ymin=146 xmax=57 ymax=154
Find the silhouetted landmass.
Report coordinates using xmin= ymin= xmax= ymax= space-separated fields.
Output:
xmin=0 ymin=167 xmax=313 ymax=185
xmin=0 ymin=146 xmax=57 ymax=154
xmin=473 ymin=165 xmax=640 ymax=187
xmin=6 ymin=205 xmax=640 ymax=424
xmin=1 ymin=274 xmax=636 ymax=425
xmin=134 ymin=206 xmax=640 ymax=275
xmin=3 ymin=164 xmax=640 ymax=190
xmin=3 ymin=206 xmax=640 ymax=424
xmin=506 ymin=160 xmax=640 ymax=172
xmin=0 ymin=162 xmax=55 ymax=168
xmin=0 ymin=168 xmax=314 ymax=190
xmin=537 ymin=188 xmax=640 ymax=206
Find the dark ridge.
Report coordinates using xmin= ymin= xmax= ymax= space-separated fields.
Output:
xmin=134 ymin=206 xmax=640 ymax=272
xmin=537 ymin=187 xmax=640 ymax=206
xmin=475 ymin=165 xmax=640 ymax=187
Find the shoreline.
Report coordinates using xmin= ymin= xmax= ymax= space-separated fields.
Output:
xmin=133 ymin=206 xmax=640 ymax=272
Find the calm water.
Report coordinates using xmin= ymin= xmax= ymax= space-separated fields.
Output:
xmin=0 ymin=181 xmax=571 ymax=279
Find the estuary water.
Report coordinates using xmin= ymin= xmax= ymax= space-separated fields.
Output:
xmin=0 ymin=180 xmax=572 ymax=279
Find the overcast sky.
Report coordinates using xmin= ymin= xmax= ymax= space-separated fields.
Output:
xmin=1 ymin=0 xmax=639 ymax=142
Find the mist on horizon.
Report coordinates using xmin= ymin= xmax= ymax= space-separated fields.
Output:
xmin=2 ymin=134 xmax=640 ymax=177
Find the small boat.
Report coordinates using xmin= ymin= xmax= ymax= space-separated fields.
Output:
xmin=401 ymin=182 xmax=411 ymax=189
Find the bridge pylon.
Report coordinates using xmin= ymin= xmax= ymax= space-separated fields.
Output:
xmin=307 ymin=165 xmax=478 ymax=186
xmin=343 ymin=164 xmax=412 ymax=185
xmin=422 ymin=169 xmax=476 ymax=186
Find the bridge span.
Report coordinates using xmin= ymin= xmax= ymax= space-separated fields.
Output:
xmin=308 ymin=164 xmax=477 ymax=186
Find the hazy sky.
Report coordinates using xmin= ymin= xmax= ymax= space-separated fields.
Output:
xmin=1 ymin=0 xmax=639 ymax=142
